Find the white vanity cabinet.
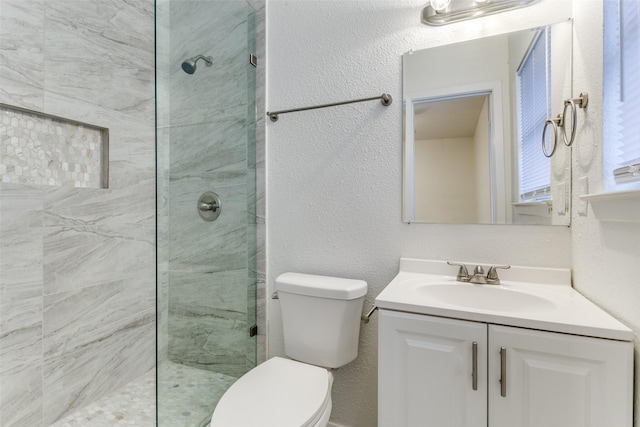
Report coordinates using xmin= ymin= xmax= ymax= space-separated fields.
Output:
xmin=378 ymin=309 xmax=633 ymax=427
xmin=378 ymin=310 xmax=487 ymax=427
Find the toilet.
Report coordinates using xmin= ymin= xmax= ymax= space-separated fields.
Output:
xmin=210 ymin=272 xmax=368 ymax=427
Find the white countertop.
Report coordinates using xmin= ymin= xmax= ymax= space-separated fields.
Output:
xmin=375 ymin=258 xmax=633 ymax=342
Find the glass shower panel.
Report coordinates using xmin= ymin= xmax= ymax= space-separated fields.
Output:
xmin=156 ymin=1 xmax=257 ymax=425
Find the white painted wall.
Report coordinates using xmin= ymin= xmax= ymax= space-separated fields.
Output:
xmin=570 ymin=1 xmax=640 ymax=424
xmin=415 ymin=137 xmax=478 ymax=223
xmin=265 ymin=1 xmax=639 ymax=427
xmin=403 ymin=32 xmax=508 ymax=94
xmin=474 ymin=98 xmax=492 ymax=224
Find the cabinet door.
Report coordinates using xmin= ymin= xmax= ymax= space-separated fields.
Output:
xmin=489 ymin=325 xmax=633 ymax=427
xmin=379 ymin=310 xmax=487 ymax=427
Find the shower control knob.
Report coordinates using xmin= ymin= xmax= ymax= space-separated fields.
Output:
xmin=199 ymin=201 xmax=218 ymax=212
xmin=197 ymin=191 xmax=222 ymax=222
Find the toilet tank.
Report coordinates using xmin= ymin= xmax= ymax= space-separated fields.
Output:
xmin=276 ymin=272 xmax=367 ymax=369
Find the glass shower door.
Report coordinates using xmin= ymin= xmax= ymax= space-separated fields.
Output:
xmin=156 ymin=1 xmax=257 ymax=425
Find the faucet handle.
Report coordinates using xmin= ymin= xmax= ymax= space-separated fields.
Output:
xmin=447 ymin=261 xmax=470 ymax=282
xmin=486 ymin=265 xmax=511 ymax=283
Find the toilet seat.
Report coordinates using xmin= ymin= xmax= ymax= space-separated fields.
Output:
xmin=210 ymin=357 xmax=333 ymax=427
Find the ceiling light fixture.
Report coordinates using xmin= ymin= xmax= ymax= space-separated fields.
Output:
xmin=422 ymin=0 xmax=541 ymax=26
xmin=430 ymin=0 xmax=452 ymax=12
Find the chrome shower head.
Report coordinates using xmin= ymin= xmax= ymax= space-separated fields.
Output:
xmin=181 ymin=55 xmax=213 ymax=74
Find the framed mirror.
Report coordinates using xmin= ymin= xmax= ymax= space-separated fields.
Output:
xmin=403 ymin=20 xmax=573 ymax=225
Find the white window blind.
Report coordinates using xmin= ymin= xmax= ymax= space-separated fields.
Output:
xmin=604 ymin=0 xmax=640 ymax=190
xmin=517 ymin=29 xmax=551 ymax=201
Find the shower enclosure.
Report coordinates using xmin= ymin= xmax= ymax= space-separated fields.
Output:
xmin=156 ymin=1 xmax=259 ymax=425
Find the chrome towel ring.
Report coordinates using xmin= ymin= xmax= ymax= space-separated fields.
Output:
xmin=561 ymin=92 xmax=589 ymax=147
xmin=541 ymin=92 xmax=588 ymax=158
xmin=542 ymin=114 xmax=564 ymax=158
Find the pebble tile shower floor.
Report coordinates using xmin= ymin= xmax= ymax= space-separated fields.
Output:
xmin=50 ymin=361 xmax=236 ymax=427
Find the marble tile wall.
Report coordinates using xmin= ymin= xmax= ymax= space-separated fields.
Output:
xmin=160 ymin=0 xmax=262 ymax=379
xmin=0 ymin=183 xmax=45 ymax=426
xmin=0 ymin=0 xmax=155 ymax=425
xmin=0 ymin=0 xmax=45 ymax=111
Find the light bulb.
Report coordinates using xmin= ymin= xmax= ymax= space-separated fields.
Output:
xmin=430 ymin=0 xmax=452 ymax=12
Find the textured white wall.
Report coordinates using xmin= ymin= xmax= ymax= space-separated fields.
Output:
xmin=266 ymin=1 xmax=574 ymax=426
xmin=570 ymin=1 xmax=640 ymax=423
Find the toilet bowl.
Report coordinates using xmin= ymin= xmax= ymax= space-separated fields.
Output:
xmin=210 ymin=272 xmax=367 ymax=427
xmin=210 ymin=357 xmax=333 ymax=427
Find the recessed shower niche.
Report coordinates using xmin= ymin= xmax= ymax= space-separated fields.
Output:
xmin=0 ymin=103 xmax=109 ymax=188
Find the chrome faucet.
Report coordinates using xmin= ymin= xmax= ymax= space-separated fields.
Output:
xmin=486 ymin=265 xmax=510 ymax=284
xmin=470 ymin=265 xmax=488 ymax=284
xmin=447 ymin=262 xmax=511 ymax=285
xmin=447 ymin=261 xmax=470 ymax=282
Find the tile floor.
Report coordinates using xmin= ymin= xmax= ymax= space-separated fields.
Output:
xmin=50 ymin=361 xmax=237 ymax=427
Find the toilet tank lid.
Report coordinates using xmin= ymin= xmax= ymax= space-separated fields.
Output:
xmin=276 ymin=272 xmax=367 ymax=300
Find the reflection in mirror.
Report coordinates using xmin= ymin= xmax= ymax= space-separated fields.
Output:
xmin=403 ymin=20 xmax=572 ymax=225
xmin=413 ymin=94 xmax=494 ymax=223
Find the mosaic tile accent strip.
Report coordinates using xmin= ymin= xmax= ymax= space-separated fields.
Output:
xmin=0 ymin=104 xmax=108 ymax=188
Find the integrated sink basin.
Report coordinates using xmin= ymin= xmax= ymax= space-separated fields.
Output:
xmin=416 ymin=283 xmax=557 ymax=313
xmin=375 ymin=258 xmax=634 ymax=341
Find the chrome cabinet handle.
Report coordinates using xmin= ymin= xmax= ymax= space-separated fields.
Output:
xmin=500 ymin=347 xmax=507 ymax=397
xmin=472 ymin=341 xmax=478 ymax=391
